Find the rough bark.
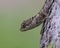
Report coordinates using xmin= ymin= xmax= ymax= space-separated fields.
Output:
xmin=20 ymin=0 xmax=60 ymax=48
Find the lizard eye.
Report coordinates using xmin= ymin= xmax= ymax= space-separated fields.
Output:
xmin=22 ymin=24 xmax=26 ymax=28
xmin=21 ymin=22 xmax=26 ymax=28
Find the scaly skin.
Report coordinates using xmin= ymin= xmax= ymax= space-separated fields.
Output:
xmin=20 ymin=0 xmax=54 ymax=31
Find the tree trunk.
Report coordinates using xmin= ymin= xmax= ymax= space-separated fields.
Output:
xmin=40 ymin=0 xmax=60 ymax=48
xmin=20 ymin=0 xmax=60 ymax=48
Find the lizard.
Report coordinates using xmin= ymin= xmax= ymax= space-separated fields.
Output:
xmin=20 ymin=0 xmax=60 ymax=48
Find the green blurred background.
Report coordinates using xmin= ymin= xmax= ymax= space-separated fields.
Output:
xmin=0 ymin=0 xmax=45 ymax=48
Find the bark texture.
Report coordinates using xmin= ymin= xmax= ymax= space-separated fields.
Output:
xmin=20 ymin=0 xmax=60 ymax=48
